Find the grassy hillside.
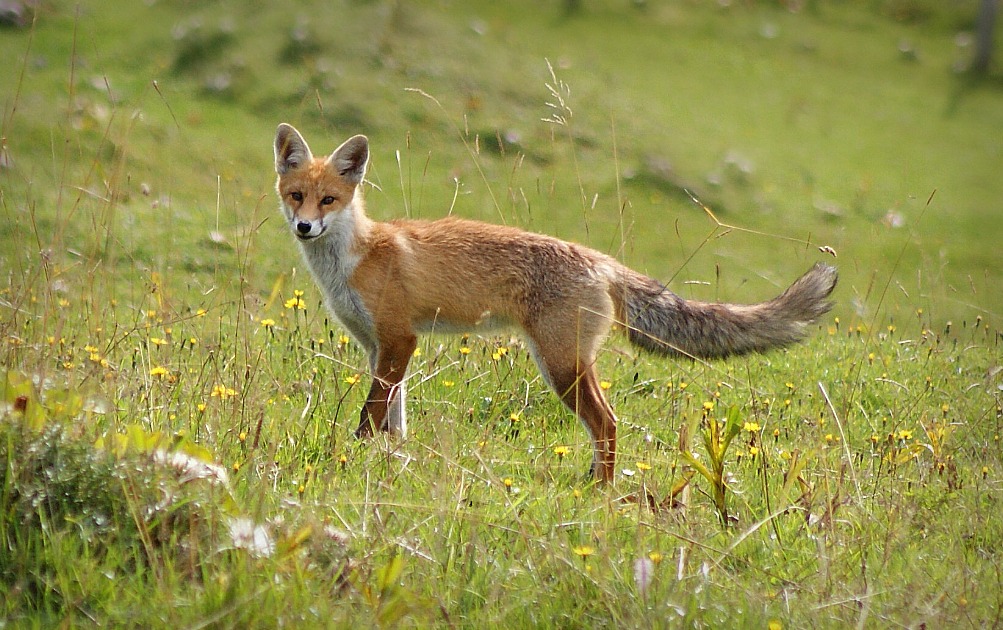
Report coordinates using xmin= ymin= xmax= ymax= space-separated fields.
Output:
xmin=2 ymin=0 xmax=1002 ymax=627
xmin=2 ymin=0 xmax=1001 ymax=322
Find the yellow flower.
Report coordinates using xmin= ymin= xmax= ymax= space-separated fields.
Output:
xmin=648 ymin=551 xmax=663 ymax=564
xmin=636 ymin=462 xmax=652 ymax=471
xmin=572 ymin=545 xmax=595 ymax=558
xmin=743 ymin=421 xmax=760 ymax=432
xmin=150 ymin=366 xmax=169 ymax=378
xmin=459 ymin=346 xmax=472 ymax=355
xmin=897 ymin=429 xmax=913 ymax=441
xmin=413 ymin=347 xmax=422 ymax=358
xmin=553 ymin=445 xmax=570 ymax=458
xmin=702 ymin=401 xmax=715 ymax=412
xmin=150 ymin=337 xmax=168 ymax=346
xmin=344 ymin=374 xmax=361 ymax=385
xmin=443 ymin=380 xmax=455 ymax=387
xmin=491 ymin=346 xmax=509 ymax=361
xmin=509 ymin=412 xmax=521 ymax=423
xmin=599 ymin=380 xmax=612 ymax=390
xmin=503 ymin=477 xmax=514 ymax=489
xmin=748 ymin=446 xmax=759 ymax=457
xmin=211 ymin=384 xmax=238 ymax=400
xmin=196 ymin=308 xmax=208 ymax=317
xmin=260 ymin=318 xmax=276 ymax=328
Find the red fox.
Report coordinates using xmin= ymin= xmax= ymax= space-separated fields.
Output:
xmin=273 ymin=123 xmax=837 ymax=483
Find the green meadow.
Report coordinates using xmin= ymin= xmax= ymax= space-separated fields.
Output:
xmin=2 ymin=0 xmax=1001 ymax=626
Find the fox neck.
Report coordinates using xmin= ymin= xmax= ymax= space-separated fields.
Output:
xmin=296 ymin=192 xmax=378 ymax=350
xmin=295 ymin=194 xmax=369 ymax=292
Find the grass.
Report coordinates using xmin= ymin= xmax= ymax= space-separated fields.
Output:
xmin=2 ymin=0 xmax=1002 ymax=626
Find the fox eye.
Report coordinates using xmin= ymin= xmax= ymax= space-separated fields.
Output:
xmin=290 ymin=191 xmax=303 ymax=202
xmin=321 ymin=195 xmax=336 ymax=205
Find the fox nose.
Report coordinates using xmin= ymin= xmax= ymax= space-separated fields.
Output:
xmin=296 ymin=221 xmax=312 ymax=235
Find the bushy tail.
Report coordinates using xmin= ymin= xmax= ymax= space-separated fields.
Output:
xmin=618 ymin=263 xmax=837 ymax=359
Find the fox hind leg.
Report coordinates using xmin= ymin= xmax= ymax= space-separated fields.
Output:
xmin=527 ymin=302 xmax=618 ymax=483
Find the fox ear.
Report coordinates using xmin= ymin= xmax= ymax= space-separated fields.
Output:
xmin=328 ymin=135 xmax=369 ymax=185
xmin=274 ymin=123 xmax=313 ymax=174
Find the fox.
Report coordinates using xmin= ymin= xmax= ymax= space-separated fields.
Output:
xmin=273 ymin=123 xmax=837 ymax=483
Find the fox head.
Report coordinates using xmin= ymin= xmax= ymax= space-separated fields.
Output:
xmin=274 ymin=123 xmax=369 ymax=241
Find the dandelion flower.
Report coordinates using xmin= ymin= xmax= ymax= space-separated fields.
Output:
xmin=260 ymin=318 xmax=276 ymax=328
xmin=344 ymin=374 xmax=361 ymax=385
xmin=459 ymin=346 xmax=472 ymax=355
xmin=284 ymin=295 xmax=306 ymax=310
xmin=150 ymin=366 xmax=169 ymax=379
xmin=636 ymin=462 xmax=652 ymax=471
xmin=211 ymin=384 xmax=238 ymax=400
xmin=599 ymin=380 xmax=612 ymax=390
xmin=572 ymin=545 xmax=595 ymax=558
xmin=743 ymin=421 xmax=760 ymax=432
xmin=553 ymin=445 xmax=570 ymax=458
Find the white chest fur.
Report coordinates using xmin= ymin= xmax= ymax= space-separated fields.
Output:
xmin=296 ymin=213 xmax=376 ymax=354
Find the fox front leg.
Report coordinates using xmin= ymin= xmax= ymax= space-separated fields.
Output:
xmin=354 ymin=336 xmax=415 ymax=438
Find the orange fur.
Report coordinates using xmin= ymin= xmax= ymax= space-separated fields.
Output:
xmin=274 ymin=124 xmax=837 ymax=483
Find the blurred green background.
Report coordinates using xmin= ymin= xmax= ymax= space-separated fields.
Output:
xmin=2 ymin=0 xmax=1000 ymax=325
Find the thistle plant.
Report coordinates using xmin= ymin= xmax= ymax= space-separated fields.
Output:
xmin=679 ymin=403 xmax=743 ymax=525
